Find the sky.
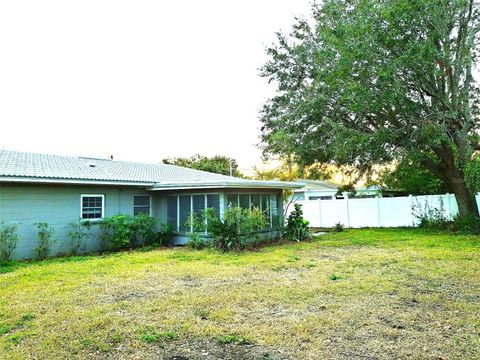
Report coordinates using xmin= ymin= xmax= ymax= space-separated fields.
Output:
xmin=0 ymin=0 xmax=312 ymax=173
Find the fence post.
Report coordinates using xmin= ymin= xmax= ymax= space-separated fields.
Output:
xmin=318 ymin=198 xmax=322 ymax=228
xmin=409 ymin=194 xmax=414 ymax=226
xmin=342 ymin=192 xmax=350 ymax=228
xmin=376 ymin=196 xmax=381 ymax=227
xmin=445 ymin=193 xmax=451 ymax=220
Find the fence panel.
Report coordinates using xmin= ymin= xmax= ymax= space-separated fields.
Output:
xmin=379 ymin=197 xmax=413 ymax=227
xmin=290 ymin=193 xmax=479 ymax=229
xmin=348 ymin=198 xmax=379 ymax=227
xmin=319 ymin=199 xmax=348 ymax=227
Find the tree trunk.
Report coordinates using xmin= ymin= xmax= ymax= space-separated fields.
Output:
xmin=427 ymin=144 xmax=480 ymax=219
xmin=449 ymin=174 xmax=479 ymax=219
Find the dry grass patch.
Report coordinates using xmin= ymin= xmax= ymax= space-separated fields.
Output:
xmin=0 ymin=229 xmax=479 ymax=359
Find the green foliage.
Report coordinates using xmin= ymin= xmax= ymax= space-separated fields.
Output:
xmin=412 ymin=199 xmax=449 ymax=230
xmin=450 ymin=215 xmax=480 ymax=234
xmin=204 ymin=206 xmax=268 ymax=252
xmin=272 ymin=214 xmax=286 ymax=239
xmin=329 ymin=274 xmax=342 ymax=281
xmin=163 ymin=154 xmax=244 ymax=177
xmin=131 ymin=213 xmax=158 ymax=247
xmin=34 ymin=222 xmax=55 ymax=260
xmin=138 ymin=326 xmax=176 ymax=343
xmin=465 ymin=157 xmax=480 ymax=194
xmin=67 ymin=220 xmax=92 ymax=255
xmin=185 ymin=212 xmax=209 ymax=249
xmin=260 ymin=0 xmax=480 ymax=217
xmin=99 ymin=215 xmax=159 ymax=250
xmin=0 ymin=222 xmax=19 ymax=261
xmin=285 ymin=204 xmax=310 ymax=241
xmin=216 ymin=334 xmax=253 ymax=345
xmin=157 ymin=223 xmax=175 ymax=246
xmin=380 ymin=160 xmax=449 ymax=195
xmin=99 ymin=215 xmax=134 ymax=250
xmin=334 ymin=222 xmax=345 ymax=232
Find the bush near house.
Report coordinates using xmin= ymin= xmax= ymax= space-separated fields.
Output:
xmin=285 ymin=203 xmax=310 ymax=241
xmin=99 ymin=214 xmax=160 ymax=250
xmin=204 ymin=206 xmax=268 ymax=252
xmin=34 ymin=222 xmax=55 ymax=260
xmin=0 ymin=222 xmax=19 ymax=262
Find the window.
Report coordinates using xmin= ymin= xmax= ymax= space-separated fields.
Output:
xmin=308 ymin=196 xmax=333 ymax=200
xmin=225 ymin=193 xmax=272 ymax=226
xmin=81 ymin=195 xmax=104 ymax=219
xmin=167 ymin=194 xmax=221 ymax=232
xmin=134 ymin=195 xmax=151 ymax=215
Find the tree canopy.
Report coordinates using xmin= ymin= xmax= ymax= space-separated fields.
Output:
xmin=260 ymin=0 xmax=480 ymax=217
xmin=162 ymin=154 xmax=243 ymax=177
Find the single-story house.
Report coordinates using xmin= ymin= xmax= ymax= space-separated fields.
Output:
xmin=292 ymin=179 xmax=339 ymax=201
xmin=0 ymin=150 xmax=300 ymax=259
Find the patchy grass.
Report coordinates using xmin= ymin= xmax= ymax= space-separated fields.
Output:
xmin=0 ymin=229 xmax=479 ymax=359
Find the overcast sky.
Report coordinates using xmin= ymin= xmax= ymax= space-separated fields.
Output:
xmin=0 ymin=0 xmax=311 ymax=172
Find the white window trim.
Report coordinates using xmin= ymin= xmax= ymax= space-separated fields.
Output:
xmin=80 ymin=194 xmax=105 ymax=220
xmin=133 ymin=195 xmax=152 ymax=216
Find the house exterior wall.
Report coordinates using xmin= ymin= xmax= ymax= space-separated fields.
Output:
xmin=0 ymin=183 xmax=285 ymax=259
xmin=0 ymin=183 xmax=151 ymax=259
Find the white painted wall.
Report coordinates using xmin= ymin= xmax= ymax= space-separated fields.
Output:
xmin=287 ymin=193 xmax=480 ymax=228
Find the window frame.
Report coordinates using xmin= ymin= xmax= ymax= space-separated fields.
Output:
xmin=80 ymin=194 xmax=105 ymax=220
xmin=133 ymin=195 xmax=152 ymax=216
xmin=224 ymin=192 xmax=273 ymax=228
xmin=166 ymin=192 xmax=221 ymax=233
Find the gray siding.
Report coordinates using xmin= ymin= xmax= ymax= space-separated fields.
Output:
xmin=0 ymin=183 xmax=152 ymax=259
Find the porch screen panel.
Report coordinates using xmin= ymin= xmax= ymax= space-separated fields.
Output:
xmin=260 ymin=195 xmax=270 ymax=223
xmin=207 ymin=194 xmax=220 ymax=218
xmin=226 ymin=194 xmax=238 ymax=208
xmin=251 ymin=194 xmax=261 ymax=210
xmin=179 ymin=195 xmax=191 ymax=232
xmin=239 ymin=194 xmax=250 ymax=209
xmin=192 ymin=195 xmax=205 ymax=215
xmin=167 ymin=196 xmax=178 ymax=231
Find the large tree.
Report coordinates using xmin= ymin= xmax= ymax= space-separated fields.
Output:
xmin=260 ymin=0 xmax=480 ymax=218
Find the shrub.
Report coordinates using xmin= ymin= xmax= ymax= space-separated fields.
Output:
xmin=132 ymin=214 xmax=158 ymax=246
xmin=157 ymin=223 xmax=175 ymax=246
xmin=35 ymin=222 xmax=55 ymax=260
xmin=0 ymin=222 xmax=19 ymax=261
xmin=334 ymin=222 xmax=345 ymax=232
xmin=450 ymin=214 xmax=480 ymax=234
xmin=100 ymin=214 xmax=167 ymax=250
xmin=272 ymin=214 xmax=286 ymax=239
xmin=67 ymin=220 xmax=92 ymax=255
xmin=186 ymin=213 xmax=209 ymax=249
xmin=204 ymin=206 xmax=267 ymax=252
xmin=285 ymin=203 xmax=310 ymax=241
xmin=412 ymin=198 xmax=449 ymax=230
xmin=99 ymin=215 xmax=134 ymax=250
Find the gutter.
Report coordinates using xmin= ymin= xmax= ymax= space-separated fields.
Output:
xmin=0 ymin=177 xmax=154 ymax=187
xmin=0 ymin=177 xmax=303 ymax=190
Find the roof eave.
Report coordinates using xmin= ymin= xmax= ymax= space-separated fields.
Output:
xmin=0 ymin=176 xmax=154 ymax=187
xmin=147 ymin=181 xmax=302 ymax=191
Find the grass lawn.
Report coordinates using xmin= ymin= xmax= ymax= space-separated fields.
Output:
xmin=1 ymin=229 xmax=479 ymax=359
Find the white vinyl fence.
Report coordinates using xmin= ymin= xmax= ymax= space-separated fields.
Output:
xmin=287 ymin=193 xmax=480 ymax=228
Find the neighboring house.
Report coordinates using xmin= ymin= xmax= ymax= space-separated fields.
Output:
xmin=292 ymin=179 xmax=339 ymax=201
xmin=353 ymin=185 xmax=408 ymax=198
xmin=0 ymin=150 xmax=300 ymax=259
